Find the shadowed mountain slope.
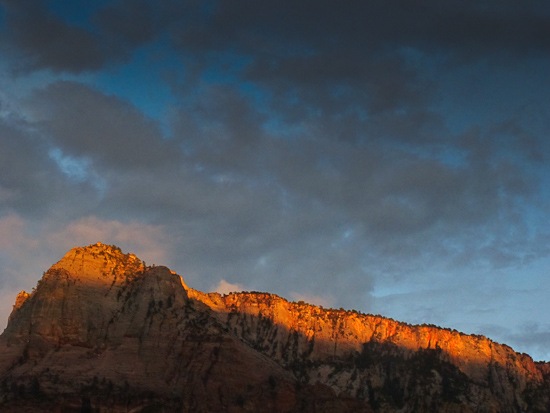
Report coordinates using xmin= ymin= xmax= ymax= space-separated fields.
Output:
xmin=1 ymin=243 xmax=549 ymax=412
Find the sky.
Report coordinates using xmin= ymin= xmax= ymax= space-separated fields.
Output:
xmin=1 ymin=0 xmax=550 ymax=360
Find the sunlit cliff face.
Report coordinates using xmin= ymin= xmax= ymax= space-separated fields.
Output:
xmin=190 ymin=290 xmax=541 ymax=385
xmin=1 ymin=243 xmax=549 ymax=412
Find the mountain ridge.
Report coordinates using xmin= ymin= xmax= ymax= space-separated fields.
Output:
xmin=1 ymin=243 xmax=549 ymax=412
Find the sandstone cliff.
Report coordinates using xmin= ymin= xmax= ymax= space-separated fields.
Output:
xmin=0 ymin=243 xmax=549 ymax=412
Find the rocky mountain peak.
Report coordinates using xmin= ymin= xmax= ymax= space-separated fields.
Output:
xmin=1 ymin=244 xmax=550 ymax=412
xmin=49 ymin=242 xmax=145 ymax=284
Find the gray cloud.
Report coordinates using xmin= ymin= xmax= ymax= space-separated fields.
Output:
xmin=507 ymin=325 xmax=550 ymax=361
xmin=3 ymin=0 xmax=549 ymax=75
xmin=0 ymin=113 xmax=100 ymax=219
xmin=1 ymin=0 xmax=105 ymax=73
xmin=173 ymin=1 xmax=550 ymax=57
xmin=93 ymin=0 xmax=159 ymax=49
xmin=26 ymin=81 xmax=180 ymax=170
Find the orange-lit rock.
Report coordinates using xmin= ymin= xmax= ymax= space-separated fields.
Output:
xmin=0 ymin=243 xmax=548 ymax=412
xmin=8 ymin=291 xmax=30 ymax=323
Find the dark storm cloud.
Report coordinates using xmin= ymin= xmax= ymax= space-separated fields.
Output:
xmin=0 ymin=0 xmax=177 ymax=73
xmin=174 ymin=79 xmax=536 ymax=231
xmin=170 ymin=0 xmax=550 ymax=103
xmin=0 ymin=120 xmax=54 ymax=215
xmin=0 ymin=0 xmax=105 ymax=72
xmin=93 ymin=0 xmax=159 ymax=48
xmin=0 ymin=108 xmax=101 ymax=218
xmin=171 ymin=0 xmax=550 ymax=56
xmin=175 ymin=84 xmax=267 ymax=162
xmin=2 ymin=0 xmax=543 ymax=279
xmin=166 ymin=72 xmax=543 ymax=283
xmin=3 ymin=0 xmax=549 ymax=75
xmin=26 ymin=81 xmax=180 ymax=169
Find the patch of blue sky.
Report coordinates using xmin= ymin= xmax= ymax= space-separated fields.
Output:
xmin=48 ymin=147 xmax=106 ymax=194
xmin=48 ymin=148 xmax=90 ymax=182
xmin=423 ymin=59 xmax=550 ymax=176
xmin=197 ymin=51 xmax=288 ymax=138
xmin=330 ymin=227 xmax=355 ymax=249
xmin=0 ymin=68 xmax=49 ymax=113
xmin=264 ymin=117 xmax=299 ymax=139
xmin=371 ymin=282 xmax=421 ymax=299
xmin=45 ymin=0 xmax=110 ymax=31
xmin=397 ymin=46 xmax=441 ymax=75
xmin=199 ymin=51 xmax=258 ymax=96
xmin=239 ymin=79 xmax=270 ymax=111
xmin=87 ymin=42 xmax=179 ymax=135
xmin=499 ymin=264 xmax=548 ymax=293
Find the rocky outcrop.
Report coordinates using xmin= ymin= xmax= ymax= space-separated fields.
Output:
xmin=0 ymin=243 xmax=549 ymax=412
xmin=200 ymin=292 xmax=550 ymax=412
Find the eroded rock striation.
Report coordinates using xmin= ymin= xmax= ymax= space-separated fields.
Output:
xmin=0 ymin=243 xmax=549 ymax=412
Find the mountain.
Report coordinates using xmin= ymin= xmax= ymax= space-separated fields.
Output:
xmin=1 ymin=243 xmax=549 ymax=412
